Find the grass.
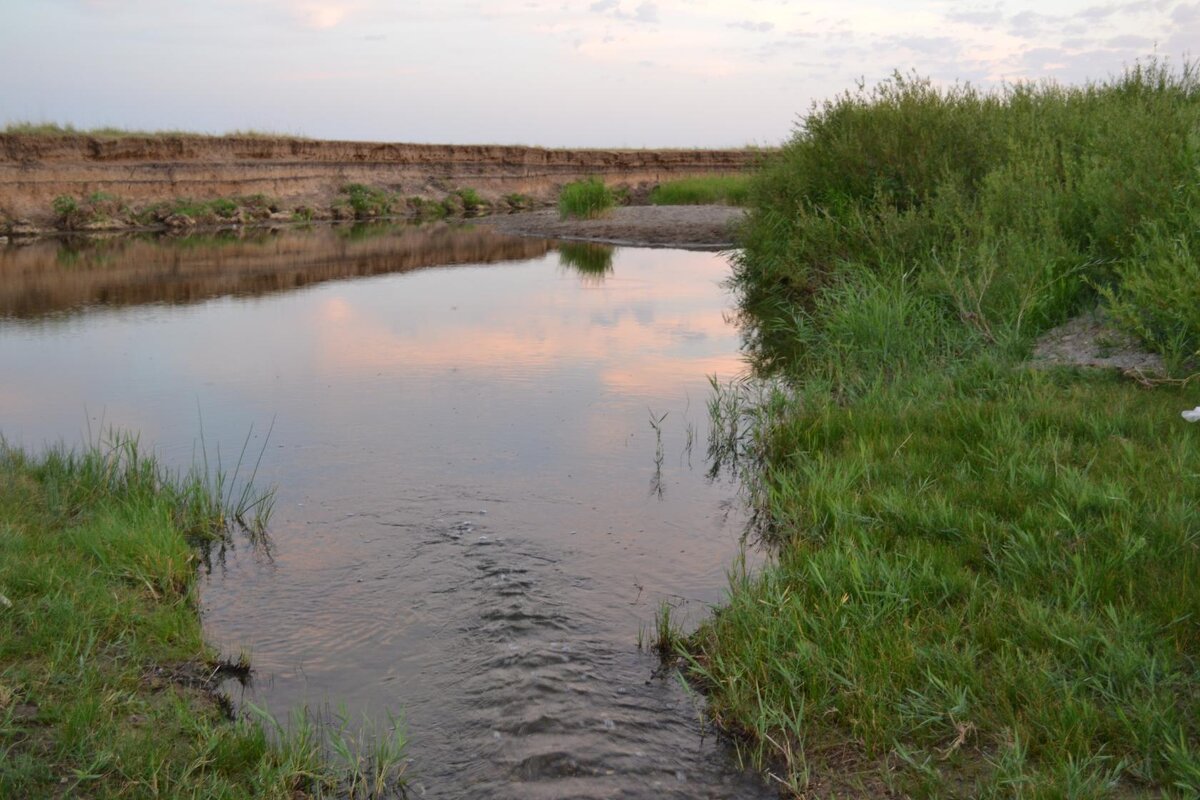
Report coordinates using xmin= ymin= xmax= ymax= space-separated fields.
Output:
xmin=0 ymin=431 xmax=408 ymax=798
xmin=688 ymin=59 xmax=1200 ymax=797
xmin=3 ymin=122 xmax=308 ymax=139
xmin=649 ymin=175 xmax=751 ymax=206
xmin=557 ymin=177 xmax=615 ymax=219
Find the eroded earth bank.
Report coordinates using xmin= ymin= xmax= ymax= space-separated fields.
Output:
xmin=0 ymin=133 xmax=757 ymax=235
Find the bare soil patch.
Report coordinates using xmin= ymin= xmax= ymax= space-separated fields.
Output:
xmin=1030 ymin=311 xmax=1165 ymax=378
xmin=478 ymin=205 xmax=746 ymax=249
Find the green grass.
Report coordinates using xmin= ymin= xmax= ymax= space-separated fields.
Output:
xmin=691 ymin=60 xmax=1200 ymax=797
xmin=557 ymin=177 xmax=615 ymax=219
xmin=0 ymin=433 xmax=408 ymax=798
xmin=649 ymin=175 xmax=751 ymax=206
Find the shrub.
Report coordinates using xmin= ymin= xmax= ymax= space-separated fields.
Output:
xmin=1100 ymin=222 xmax=1200 ymax=372
xmin=341 ymin=184 xmax=393 ymax=219
xmin=51 ymin=195 xmax=79 ymax=221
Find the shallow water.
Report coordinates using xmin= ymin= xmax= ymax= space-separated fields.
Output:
xmin=0 ymin=224 xmax=770 ymax=798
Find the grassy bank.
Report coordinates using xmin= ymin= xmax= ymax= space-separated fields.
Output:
xmin=691 ymin=62 xmax=1200 ymax=797
xmin=0 ymin=434 xmax=406 ymax=798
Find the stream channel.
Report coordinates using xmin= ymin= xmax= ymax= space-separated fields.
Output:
xmin=0 ymin=222 xmax=773 ymax=799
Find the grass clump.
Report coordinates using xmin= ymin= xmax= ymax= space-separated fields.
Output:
xmin=649 ymin=175 xmax=751 ymax=206
xmin=0 ymin=433 xmax=408 ymax=797
xmin=692 ymin=59 xmax=1200 ymax=797
xmin=557 ymin=177 xmax=615 ymax=219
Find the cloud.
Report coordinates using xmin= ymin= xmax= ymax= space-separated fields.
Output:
xmin=1105 ymin=33 xmax=1154 ymax=47
xmin=889 ymin=34 xmax=960 ymax=56
xmin=1009 ymin=10 xmax=1052 ymax=38
xmin=1078 ymin=4 xmax=1119 ymax=20
xmin=1173 ymin=1 xmax=1200 ymax=23
xmin=945 ymin=7 xmax=1005 ymax=27
xmin=587 ymin=0 xmax=658 ymax=24
xmin=293 ymin=2 xmax=354 ymax=29
xmin=727 ymin=20 xmax=774 ymax=33
xmin=633 ymin=2 xmax=658 ymax=23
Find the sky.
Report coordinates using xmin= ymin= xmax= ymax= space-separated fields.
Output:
xmin=0 ymin=0 xmax=1194 ymax=147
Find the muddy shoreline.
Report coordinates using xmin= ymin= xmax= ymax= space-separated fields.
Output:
xmin=0 ymin=205 xmax=746 ymax=251
xmin=479 ymin=205 xmax=745 ymax=250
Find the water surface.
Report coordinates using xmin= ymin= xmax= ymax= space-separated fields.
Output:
xmin=0 ymin=224 xmax=769 ymax=799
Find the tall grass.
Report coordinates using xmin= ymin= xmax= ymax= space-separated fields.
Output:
xmin=649 ymin=175 xmax=751 ymax=206
xmin=557 ymin=177 xmax=615 ymax=219
xmin=734 ymin=62 xmax=1200 ymax=375
xmin=692 ymin=60 xmax=1200 ymax=797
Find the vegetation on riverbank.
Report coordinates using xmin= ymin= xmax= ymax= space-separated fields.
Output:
xmin=649 ymin=175 xmax=750 ymax=206
xmin=557 ymin=177 xmax=616 ymax=219
xmin=2 ymin=122 xmax=306 ymax=139
xmin=35 ymin=184 xmax=517 ymax=233
xmin=0 ymin=434 xmax=408 ymax=798
xmin=692 ymin=61 xmax=1200 ymax=797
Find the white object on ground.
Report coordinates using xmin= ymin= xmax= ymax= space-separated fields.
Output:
xmin=1183 ymin=406 xmax=1200 ymax=423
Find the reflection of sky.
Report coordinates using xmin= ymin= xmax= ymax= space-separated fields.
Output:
xmin=0 ymin=240 xmax=763 ymax=792
xmin=0 ymin=243 xmax=744 ymax=504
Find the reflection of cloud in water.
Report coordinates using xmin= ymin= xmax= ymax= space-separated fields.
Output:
xmin=312 ymin=291 xmax=738 ymax=397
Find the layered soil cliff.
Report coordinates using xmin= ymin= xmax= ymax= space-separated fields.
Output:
xmin=0 ymin=134 xmax=759 ymax=229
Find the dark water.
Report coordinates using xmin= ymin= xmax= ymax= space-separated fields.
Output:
xmin=0 ymin=224 xmax=770 ymax=799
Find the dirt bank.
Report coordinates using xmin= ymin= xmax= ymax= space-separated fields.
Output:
xmin=0 ymin=133 xmax=760 ymax=228
xmin=479 ymin=205 xmax=746 ymax=249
